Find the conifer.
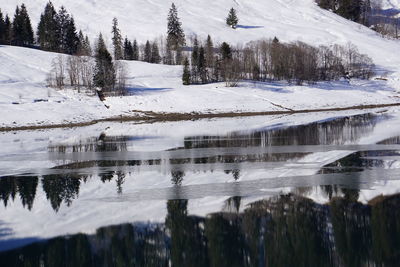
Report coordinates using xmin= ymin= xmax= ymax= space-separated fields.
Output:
xmin=226 ymin=8 xmax=239 ymax=29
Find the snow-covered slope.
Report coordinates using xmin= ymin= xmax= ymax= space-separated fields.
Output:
xmin=0 ymin=0 xmax=399 ymax=66
xmin=380 ymin=0 xmax=400 ymax=9
xmin=1 ymin=0 xmax=400 ymax=128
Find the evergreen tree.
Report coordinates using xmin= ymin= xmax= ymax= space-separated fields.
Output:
xmin=0 ymin=9 xmax=5 ymax=44
xmin=4 ymin=15 xmax=12 ymax=45
xmin=84 ymin=35 xmax=92 ymax=56
xmin=150 ymin=41 xmax=161 ymax=63
xmin=57 ymin=6 xmax=69 ymax=52
xmin=93 ymin=33 xmax=116 ymax=91
xmin=64 ymin=17 xmax=79 ymax=54
xmin=77 ymin=32 xmax=92 ymax=56
xmin=226 ymin=8 xmax=239 ymax=29
xmin=12 ymin=4 xmax=34 ymax=46
xmin=191 ymin=37 xmax=199 ymax=82
xmin=198 ymin=46 xmax=207 ymax=83
xmin=167 ymin=3 xmax=185 ymax=57
xmin=182 ymin=57 xmax=191 ymax=85
xmin=123 ymin=37 xmax=134 ymax=60
xmin=144 ymin=40 xmax=151 ymax=63
xmin=205 ymin=35 xmax=215 ymax=68
xmin=111 ymin=17 xmax=123 ymax=60
xmin=132 ymin=39 xmax=139 ymax=60
xmin=220 ymin=42 xmax=232 ymax=60
xmin=37 ymin=1 xmax=59 ymax=51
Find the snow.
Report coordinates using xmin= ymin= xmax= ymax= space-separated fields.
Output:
xmin=1 ymin=1 xmax=400 ymax=128
xmin=379 ymin=0 xmax=400 ymax=9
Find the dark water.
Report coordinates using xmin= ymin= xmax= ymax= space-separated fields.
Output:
xmin=1 ymin=113 xmax=400 ymax=266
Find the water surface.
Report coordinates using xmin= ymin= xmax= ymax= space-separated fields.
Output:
xmin=1 ymin=111 xmax=400 ymax=266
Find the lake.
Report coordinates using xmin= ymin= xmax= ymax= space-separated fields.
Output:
xmin=1 ymin=110 xmax=400 ymax=266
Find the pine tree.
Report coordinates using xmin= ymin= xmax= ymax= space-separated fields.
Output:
xmin=64 ymin=17 xmax=78 ymax=54
xmin=182 ymin=57 xmax=191 ymax=85
xmin=4 ymin=15 xmax=12 ymax=45
xmin=226 ymin=8 xmax=239 ymax=29
xmin=57 ymin=6 xmax=70 ymax=52
xmin=144 ymin=40 xmax=151 ymax=62
xmin=0 ymin=9 xmax=8 ymax=45
xmin=84 ymin=35 xmax=92 ymax=56
xmin=191 ymin=37 xmax=199 ymax=82
xmin=167 ymin=3 xmax=185 ymax=53
xmin=37 ymin=1 xmax=59 ymax=51
xmin=220 ymin=42 xmax=232 ymax=60
xmin=111 ymin=17 xmax=123 ymax=60
xmin=150 ymin=42 xmax=161 ymax=63
xmin=94 ymin=33 xmax=116 ymax=91
xmin=12 ymin=4 xmax=34 ymax=46
xmin=205 ymin=35 xmax=214 ymax=68
xmin=132 ymin=39 xmax=139 ymax=60
xmin=123 ymin=37 xmax=134 ymax=60
xmin=0 ymin=9 xmax=5 ymax=44
xmin=77 ymin=32 xmax=92 ymax=56
xmin=198 ymin=46 xmax=207 ymax=83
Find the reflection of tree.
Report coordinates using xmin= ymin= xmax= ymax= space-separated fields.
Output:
xmin=2 ymin=193 xmax=400 ymax=266
xmin=0 ymin=176 xmax=38 ymax=210
xmin=184 ymin=114 xmax=377 ymax=149
xmin=42 ymin=174 xmax=83 ymax=212
xmin=370 ymin=194 xmax=400 ymax=266
xmin=225 ymin=196 xmax=242 ymax=213
xmin=171 ymin=170 xmax=185 ymax=186
xmin=205 ymin=213 xmax=248 ymax=267
xmin=165 ymin=199 xmax=208 ymax=267
xmin=262 ymin=195 xmax=332 ymax=267
xmin=330 ymin=197 xmax=372 ymax=266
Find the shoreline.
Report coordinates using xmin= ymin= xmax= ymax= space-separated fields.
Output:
xmin=1 ymin=102 xmax=399 ymax=132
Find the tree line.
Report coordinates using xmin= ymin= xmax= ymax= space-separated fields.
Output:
xmin=182 ymin=36 xmax=374 ymax=86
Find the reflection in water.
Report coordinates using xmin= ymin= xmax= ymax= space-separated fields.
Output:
xmin=1 ymin=193 xmax=399 ymax=266
xmin=1 ymin=112 xmax=399 ymax=266
xmin=0 ymin=114 xmax=387 ymax=212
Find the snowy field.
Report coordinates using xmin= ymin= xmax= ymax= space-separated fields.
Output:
xmin=1 ymin=0 xmax=400 ymax=128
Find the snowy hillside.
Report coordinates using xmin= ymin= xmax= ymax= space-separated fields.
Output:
xmin=380 ymin=0 xmax=400 ymax=9
xmin=1 ymin=0 xmax=400 ymax=128
xmin=0 ymin=0 xmax=399 ymax=66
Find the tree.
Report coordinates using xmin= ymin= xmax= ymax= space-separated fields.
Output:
xmin=144 ymin=40 xmax=151 ymax=62
xmin=37 ymin=1 xmax=59 ymax=51
xmin=198 ymin=46 xmax=207 ymax=83
xmin=123 ymin=37 xmax=134 ymax=60
xmin=182 ymin=57 xmax=191 ymax=85
xmin=4 ymin=15 xmax=12 ymax=45
xmin=0 ymin=9 xmax=5 ymax=44
xmin=12 ymin=4 xmax=34 ymax=46
xmin=93 ymin=33 xmax=116 ymax=92
xmin=57 ymin=6 xmax=70 ymax=52
xmin=77 ymin=30 xmax=91 ymax=56
xmin=220 ymin=42 xmax=232 ymax=60
xmin=205 ymin=35 xmax=215 ymax=68
xmin=150 ymin=41 xmax=161 ymax=63
xmin=226 ymin=8 xmax=239 ymax=29
xmin=191 ymin=37 xmax=199 ymax=82
xmin=64 ymin=17 xmax=79 ymax=54
xmin=132 ymin=39 xmax=139 ymax=60
xmin=167 ymin=3 xmax=185 ymax=64
xmin=111 ymin=17 xmax=123 ymax=60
